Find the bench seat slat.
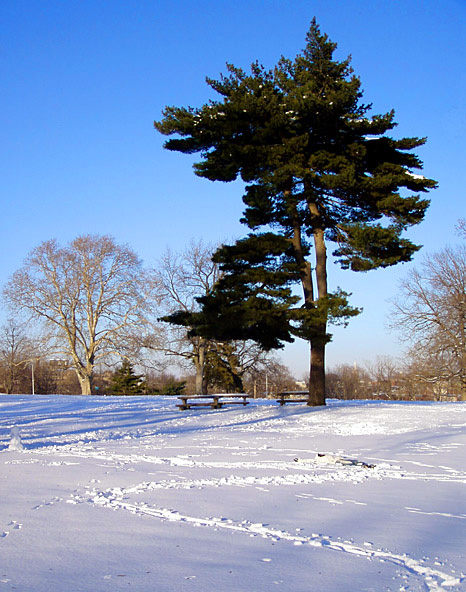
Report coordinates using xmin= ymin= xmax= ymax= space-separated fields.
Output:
xmin=276 ymin=397 xmax=309 ymax=405
xmin=177 ymin=393 xmax=250 ymax=410
xmin=177 ymin=402 xmax=221 ymax=407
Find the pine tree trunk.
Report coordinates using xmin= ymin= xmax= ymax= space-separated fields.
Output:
xmin=308 ymin=212 xmax=328 ymax=406
xmin=194 ymin=340 xmax=207 ymax=394
xmin=291 ymin=215 xmax=328 ymax=405
xmin=308 ymin=336 xmax=326 ymax=406
xmin=290 ymin=210 xmax=327 ymax=406
xmin=194 ymin=361 xmax=203 ymax=394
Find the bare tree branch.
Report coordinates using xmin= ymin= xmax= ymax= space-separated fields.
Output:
xmin=390 ymin=242 xmax=466 ymax=399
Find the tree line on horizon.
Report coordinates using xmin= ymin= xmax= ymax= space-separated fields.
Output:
xmin=1 ymin=230 xmax=465 ymax=400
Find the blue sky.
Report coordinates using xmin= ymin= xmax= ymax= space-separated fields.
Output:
xmin=1 ymin=0 xmax=465 ymax=377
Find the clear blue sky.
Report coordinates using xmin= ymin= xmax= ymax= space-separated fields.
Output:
xmin=1 ymin=0 xmax=465 ymax=377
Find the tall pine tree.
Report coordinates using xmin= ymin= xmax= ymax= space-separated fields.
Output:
xmin=155 ymin=20 xmax=436 ymax=405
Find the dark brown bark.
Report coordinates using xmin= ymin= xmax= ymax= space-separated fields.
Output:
xmin=290 ymin=216 xmax=314 ymax=304
xmin=309 ymin=339 xmax=326 ymax=405
xmin=308 ymin=204 xmax=328 ymax=406
xmin=194 ymin=338 xmax=207 ymax=394
xmin=288 ymin=197 xmax=328 ymax=406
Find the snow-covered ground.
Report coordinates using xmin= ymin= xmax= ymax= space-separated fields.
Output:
xmin=1 ymin=395 xmax=466 ymax=592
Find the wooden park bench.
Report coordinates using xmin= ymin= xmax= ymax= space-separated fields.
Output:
xmin=177 ymin=393 xmax=250 ymax=410
xmin=276 ymin=390 xmax=310 ymax=406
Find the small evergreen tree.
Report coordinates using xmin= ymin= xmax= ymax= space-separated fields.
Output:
xmin=151 ymin=379 xmax=187 ymax=396
xmin=155 ymin=19 xmax=436 ymax=405
xmin=109 ymin=360 xmax=146 ymax=395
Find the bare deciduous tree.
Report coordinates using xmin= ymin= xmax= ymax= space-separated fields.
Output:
xmin=366 ymin=355 xmax=400 ymax=399
xmin=398 ymin=355 xmax=453 ymax=400
xmin=151 ymin=240 xmax=271 ymax=394
xmin=150 ymin=240 xmax=220 ymax=394
xmin=326 ymin=363 xmax=371 ymax=400
xmin=391 ymin=244 xmax=466 ymax=400
xmin=4 ymin=235 xmax=155 ymax=395
xmin=0 ymin=319 xmax=36 ymax=393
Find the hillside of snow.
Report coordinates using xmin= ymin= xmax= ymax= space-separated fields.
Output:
xmin=1 ymin=395 xmax=466 ymax=591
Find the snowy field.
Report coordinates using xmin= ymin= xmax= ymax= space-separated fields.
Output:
xmin=1 ymin=396 xmax=466 ymax=592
